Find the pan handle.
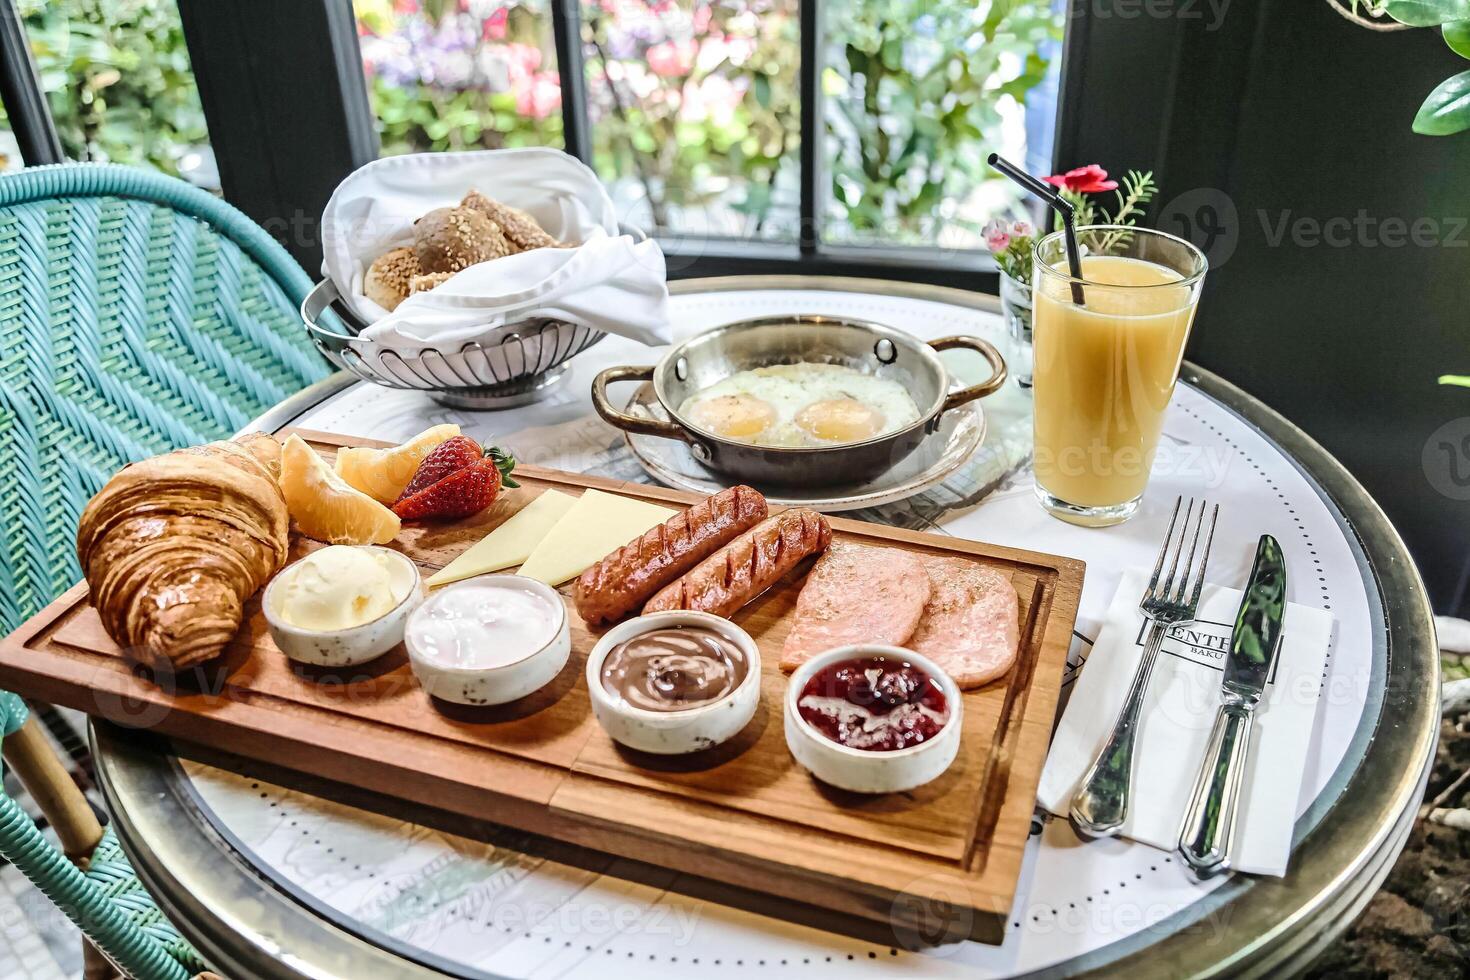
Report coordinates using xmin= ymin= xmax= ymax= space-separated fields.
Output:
xmin=930 ymin=336 xmax=1008 ymax=412
xmin=591 ymin=365 xmax=691 ymax=442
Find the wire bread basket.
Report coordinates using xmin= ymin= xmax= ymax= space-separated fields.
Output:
xmin=301 ymin=279 xmax=606 ymax=410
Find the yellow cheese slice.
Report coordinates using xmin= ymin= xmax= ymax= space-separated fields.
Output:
xmin=517 ymin=489 xmax=676 ymax=587
xmin=426 ymin=489 xmax=579 ymax=588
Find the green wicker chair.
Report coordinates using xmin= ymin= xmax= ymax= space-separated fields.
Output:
xmin=0 ymin=694 xmax=208 ymax=979
xmin=0 ymin=163 xmax=332 ymax=977
xmin=0 ymin=162 xmax=328 ymax=634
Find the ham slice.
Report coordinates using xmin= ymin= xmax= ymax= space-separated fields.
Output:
xmin=908 ymin=556 xmax=1020 ymax=688
xmin=779 ymin=542 xmax=930 ymax=672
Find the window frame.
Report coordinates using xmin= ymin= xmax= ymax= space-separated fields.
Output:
xmin=0 ymin=0 xmax=61 ymax=165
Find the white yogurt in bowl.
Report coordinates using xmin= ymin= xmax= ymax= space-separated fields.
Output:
xmin=405 ymin=575 xmax=570 ymax=706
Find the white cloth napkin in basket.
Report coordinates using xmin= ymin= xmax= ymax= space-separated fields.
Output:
xmin=1037 ymin=570 xmax=1334 ymax=876
xmin=319 ymin=148 xmax=671 ymax=351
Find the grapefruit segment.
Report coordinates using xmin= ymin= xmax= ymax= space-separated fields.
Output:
xmin=282 ymin=435 xmax=400 ymax=545
xmin=334 ymin=424 xmax=460 ymax=504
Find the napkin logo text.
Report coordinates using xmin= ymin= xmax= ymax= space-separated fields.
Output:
xmin=1134 ymin=618 xmax=1281 ymax=684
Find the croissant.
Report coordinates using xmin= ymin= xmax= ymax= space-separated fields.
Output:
xmin=76 ymin=433 xmax=289 ymax=672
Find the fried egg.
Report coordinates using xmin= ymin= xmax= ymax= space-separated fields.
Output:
xmin=678 ymin=363 xmax=920 ymax=448
xmin=795 ymin=397 xmax=887 ymax=443
xmin=685 ymin=393 xmax=776 ymax=440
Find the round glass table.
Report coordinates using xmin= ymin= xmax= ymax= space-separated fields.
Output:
xmin=91 ymin=277 xmax=1438 ymax=979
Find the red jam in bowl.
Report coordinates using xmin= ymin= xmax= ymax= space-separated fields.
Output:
xmin=796 ymin=656 xmax=950 ymax=752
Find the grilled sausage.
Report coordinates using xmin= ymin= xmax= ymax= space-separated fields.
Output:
xmin=573 ymin=485 xmax=768 ymax=624
xmin=642 ymin=509 xmax=832 ymax=619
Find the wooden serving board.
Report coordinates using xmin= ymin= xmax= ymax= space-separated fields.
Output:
xmin=0 ymin=430 xmax=1084 ymax=943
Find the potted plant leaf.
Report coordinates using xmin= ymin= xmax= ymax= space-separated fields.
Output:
xmin=1330 ymin=1 xmax=1470 ymax=135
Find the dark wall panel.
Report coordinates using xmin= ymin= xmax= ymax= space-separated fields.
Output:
xmin=177 ymin=0 xmax=378 ymax=271
xmin=1062 ymin=0 xmax=1470 ymax=613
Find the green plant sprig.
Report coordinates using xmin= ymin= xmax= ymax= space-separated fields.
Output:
xmin=1052 ymin=170 xmax=1159 ymax=252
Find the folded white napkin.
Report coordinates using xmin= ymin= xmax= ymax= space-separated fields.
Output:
xmin=1037 ymin=570 xmax=1334 ymax=876
xmin=319 ymin=148 xmax=671 ymax=349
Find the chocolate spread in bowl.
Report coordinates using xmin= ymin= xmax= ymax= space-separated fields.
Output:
xmin=601 ymin=626 xmax=749 ymax=712
xmin=797 ymin=656 xmax=950 ymax=751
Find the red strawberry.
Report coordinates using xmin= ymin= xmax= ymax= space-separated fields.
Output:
xmin=393 ymin=455 xmax=506 ymax=520
xmin=396 ymin=436 xmax=483 ymax=503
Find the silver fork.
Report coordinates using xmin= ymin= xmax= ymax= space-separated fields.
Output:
xmin=1069 ymin=497 xmax=1219 ymax=839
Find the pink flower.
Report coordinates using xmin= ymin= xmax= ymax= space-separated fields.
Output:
xmin=1045 ymin=164 xmax=1118 ymax=194
xmin=516 ymin=71 xmax=562 ymax=119
xmin=505 ymin=42 xmax=542 ymax=75
xmin=1010 ymin=219 xmax=1034 ymax=238
xmin=483 ymin=7 xmax=508 ymax=41
xmin=647 ymin=39 xmax=698 ymax=78
xmin=983 ymin=218 xmax=1011 ymax=253
xmin=681 ymin=74 xmax=745 ymax=123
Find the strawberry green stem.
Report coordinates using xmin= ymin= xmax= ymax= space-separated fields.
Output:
xmin=488 ymin=446 xmax=519 ymax=488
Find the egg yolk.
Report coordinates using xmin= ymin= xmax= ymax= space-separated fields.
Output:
xmin=795 ymin=398 xmax=885 ymax=443
xmin=687 ymin=394 xmax=777 ymax=439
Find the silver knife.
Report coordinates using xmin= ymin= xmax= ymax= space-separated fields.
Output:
xmin=1176 ymin=533 xmax=1287 ymax=879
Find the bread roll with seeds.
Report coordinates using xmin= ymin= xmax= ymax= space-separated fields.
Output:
xmin=413 ymin=205 xmax=510 ymax=274
xmin=460 ymin=189 xmax=559 ymax=252
xmin=364 ymin=247 xmax=421 ymax=312
xmin=409 ymin=271 xmax=455 ymax=294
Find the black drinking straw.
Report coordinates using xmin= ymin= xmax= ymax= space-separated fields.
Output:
xmin=987 ymin=153 xmax=1086 ymax=306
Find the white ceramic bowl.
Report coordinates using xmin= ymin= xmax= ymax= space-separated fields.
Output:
xmin=262 ymin=547 xmax=423 ymax=667
xmin=586 ymin=611 xmax=761 ymax=754
xmin=405 ymin=574 xmax=571 ymax=706
xmin=784 ymin=645 xmax=962 ymax=794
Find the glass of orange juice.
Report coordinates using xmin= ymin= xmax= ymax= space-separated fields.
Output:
xmin=1030 ymin=226 xmax=1208 ymax=527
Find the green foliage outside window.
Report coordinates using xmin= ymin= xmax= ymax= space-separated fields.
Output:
xmin=0 ymin=0 xmax=1062 ymax=246
xmin=359 ymin=0 xmax=1062 ymax=242
xmin=578 ymin=0 xmax=802 ymax=235
xmin=0 ymin=0 xmax=208 ymax=176
xmin=825 ymin=0 xmax=1061 ymax=241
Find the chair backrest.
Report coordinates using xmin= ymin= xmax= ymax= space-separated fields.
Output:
xmin=0 ymin=163 xmax=329 ymax=635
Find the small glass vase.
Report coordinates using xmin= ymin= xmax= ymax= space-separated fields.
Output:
xmin=999 ymin=269 xmax=1033 ymax=389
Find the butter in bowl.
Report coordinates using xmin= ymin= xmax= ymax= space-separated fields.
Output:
xmin=262 ymin=545 xmax=422 ymax=667
xmin=586 ymin=611 xmax=761 ymax=754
